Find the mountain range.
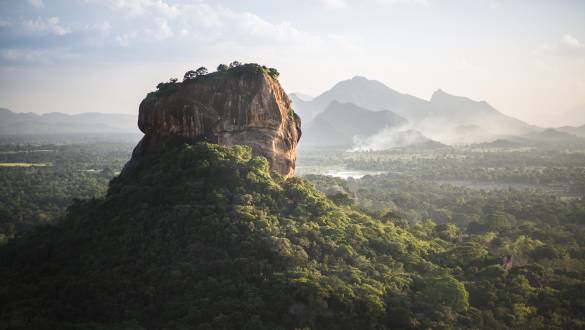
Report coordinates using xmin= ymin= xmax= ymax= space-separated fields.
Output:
xmin=302 ymin=101 xmax=407 ymax=147
xmin=0 ymin=108 xmax=138 ymax=135
xmin=291 ymin=76 xmax=430 ymax=123
xmin=292 ymin=76 xmax=546 ymax=148
xmin=557 ymin=124 xmax=585 ymax=138
xmin=2 ymin=75 xmax=584 ymax=150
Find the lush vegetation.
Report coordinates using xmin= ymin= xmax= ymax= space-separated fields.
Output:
xmin=0 ymin=143 xmax=459 ymax=329
xmin=306 ymin=174 xmax=585 ymax=328
xmin=1 ymin=139 xmax=585 ymax=329
xmin=0 ymin=141 xmax=133 ymax=242
xmin=152 ymin=62 xmax=281 ymax=99
xmin=299 ymin=146 xmax=585 ymax=197
xmin=301 ymin=145 xmax=585 ymax=329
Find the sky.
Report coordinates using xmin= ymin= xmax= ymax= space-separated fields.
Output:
xmin=0 ymin=0 xmax=584 ymax=126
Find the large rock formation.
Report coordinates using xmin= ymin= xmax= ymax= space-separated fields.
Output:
xmin=124 ymin=64 xmax=302 ymax=177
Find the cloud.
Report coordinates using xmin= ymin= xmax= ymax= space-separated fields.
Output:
xmin=154 ymin=18 xmax=174 ymax=40
xmin=535 ymin=34 xmax=585 ymax=56
xmin=92 ymin=21 xmax=112 ymax=36
xmin=0 ymin=48 xmax=74 ymax=64
xmin=561 ymin=34 xmax=584 ymax=49
xmin=22 ymin=17 xmax=71 ymax=36
xmin=116 ymin=32 xmax=138 ymax=47
xmin=319 ymin=0 xmax=349 ymax=9
xmin=98 ymin=0 xmax=180 ymax=17
xmin=1 ymin=0 xmax=362 ymax=67
xmin=92 ymin=1 xmax=312 ymax=46
xmin=28 ymin=0 xmax=44 ymax=8
xmin=0 ymin=19 xmax=12 ymax=28
xmin=487 ymin=0 xmax=501 ymax=9
xmin=376 ymin=0 xmax=429 ymax=5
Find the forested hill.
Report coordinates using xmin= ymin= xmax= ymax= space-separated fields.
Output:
xmin=0 ymin=143 xmax=459 ymax=329
xmin=1 ymin=142 xmax=585 ymax=329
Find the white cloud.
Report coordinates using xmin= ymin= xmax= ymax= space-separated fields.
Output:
xmin=93 ymin=1 xmax=313 ymax=46
xmin=116 ymin=32 xmax=138 ymax=47
xmin=0 ymin=48 xmax=74 ymax=64
xmin=377 ymin=0 xmax=429 ymax=5
xmin=99 ymin=0 xmax=179 ymax=17
xmin=154 ymin=18 xmax=174 ymax=40
xmin=22 ymin=17 xmax=71 ymax=36
xmin=0 ymin=19 xmax=12 ymax=28
xmin=561 ymin=34 xmax=584 ymax=49
xmin=3 ymin=0 xmax=362 ymax=69
xmin=95 ymin=21 xmax=112 ymax=36
xmin=487 ymin=0 xmax=501 ymax=9
xmin=319 ymin=0 xmax=348 ymax=9
xmin=28 ymin=0 xmax=44 ymax=8
xmin=535 ymin=34 xmax=585 ymax=57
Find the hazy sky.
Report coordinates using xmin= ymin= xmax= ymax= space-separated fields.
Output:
xmin=0 ymin=0 xmax=584 ymax=126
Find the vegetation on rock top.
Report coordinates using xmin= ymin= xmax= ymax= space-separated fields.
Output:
xmin=151 ymin=62 xmax=281 ymax=99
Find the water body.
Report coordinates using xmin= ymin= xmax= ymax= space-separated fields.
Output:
xmin=324 ymin=169 xmax=386 ymax=179
xmin=296 ymin=165 xmax=386 ymax=179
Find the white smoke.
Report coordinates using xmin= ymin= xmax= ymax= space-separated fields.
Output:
xmin=350 ymin=125 xmax=430 ymax=151
xmin=347 ymin=114 xmax=530 ymax=151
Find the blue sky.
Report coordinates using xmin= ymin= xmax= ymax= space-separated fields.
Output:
xmin=0 ymin=0 xmax=584 ymax=125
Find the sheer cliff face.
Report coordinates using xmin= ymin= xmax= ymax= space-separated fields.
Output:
xmin=126 ymin=65 xmax=301 ymax=177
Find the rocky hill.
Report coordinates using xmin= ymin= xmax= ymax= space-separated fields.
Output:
xmin=125 ymin=63 xmax=301 ymax=177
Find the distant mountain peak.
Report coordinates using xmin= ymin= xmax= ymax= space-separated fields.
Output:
xmin=290 ymin=92 xmax=314 ymax=102
xmin=293 ymin=76 xmax=536 ymax=141
xmin=430 ymin=88 xmax=455 ymax=101
xmin=333 ymin=76 xmax=388 ymax=90
xmin=351 ymin=75 xmax=369 ymax=81
xmin=0 ymin=108 xmax=139 ymax=135
xmin=430 ymin=89 xmax=490 ymax=107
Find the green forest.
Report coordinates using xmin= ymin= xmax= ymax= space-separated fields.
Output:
xmin=1 ymin=139 xmax=585 ymax=329
xmin=0 ymin=141 xmax=133 ymax=242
